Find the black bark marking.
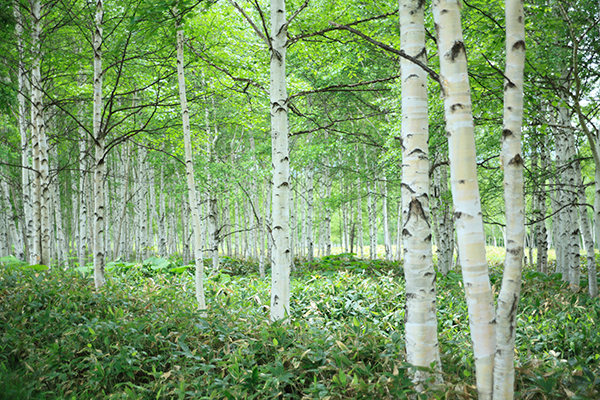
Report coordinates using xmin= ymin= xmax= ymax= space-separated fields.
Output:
xmin=406 ymin=73 xmax=419 ymax=80
xmin=417 ymin=0 xmax=425 ymax=9
xmin=502 ymin=129 xmax=512 ymax=138
xmin=440 ymin=9 xmax=448 ymax=14
xmin=458 ymin=179 xmax=465 ymax=184
xmin=425 ymin=234 xmax=432 ymax=242
xmin=454 ymin=211 xmax=462 ymax=219
xmin=424 ymin=272 xmax=434 ymax=277
xmin=406 ymin=292 xmax=417 ymax=299
xmin=507 ymin=245 xmax=523 ymax=256
xmin=450 ymin=103 xmax=464 ymax=112
xmin=449 ymin=41 xmax=465 ymax=61
xmin=504 ymin=82 xmax=516 ymax=91
xmin=508 ymin=154 xmax=523 ymax=166
xmin=512 ymin=40 xmax=526 ymax=51
xmin=402 ymin=228 xmax=412 ymax=238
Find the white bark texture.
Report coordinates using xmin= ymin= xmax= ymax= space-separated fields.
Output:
xmin=158 ymin=164 xmax=168 ymax=256
xmin=176 ymin=17 xmax=205 ymax=310
xmin=532 ymin=146 xmax=549 ymax=273
xmin=269 ymin=0 xmax=291 ymax=321
xmin=15 ymin=2 xmax=31 ymax=261
xmin=93 ymin=0 xmax=106 ymax=288
xmin=30 ymin=0 xmax=44 ymax=266
xmin=367 ymin=180 xmax=377 ymax=259
xmin=381 ymin=174 xmax=392 ymax=261
xmin=400 ymin=0 xmax=440 ymax=384
xmin=1 ymin=181 xmax=22 ymax=259
xmin=493 ymin=0 xmax=526 ymax=396
xmin=575 ymin=160 xmax=598 ymax=298
xmin=593 ymin=147 xmax=600 ymax=297
xmin=432 ymin=1 xmax=496 ymax=396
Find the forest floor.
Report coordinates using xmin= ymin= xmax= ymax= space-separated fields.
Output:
xmin=0 ymin=251 xmax=598 ymax=399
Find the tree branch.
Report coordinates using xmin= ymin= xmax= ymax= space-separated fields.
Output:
xmin=328 ymin=22 xmax=440 ymax=85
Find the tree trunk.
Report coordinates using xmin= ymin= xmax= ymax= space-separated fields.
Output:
xmin=92 ymin=0 xmax=106 ymax=288
xmin=176 ymin=14 xmax=205 ymax=309
xmin=493 ymin=0 xmax=526 ymax=395
xmin=400 ymin=0 xmax=440 ymax=386
xmin=381 ymin=174 xmax=392 ymax=261
xmin=575 ymin=160 xmax=598 ymax=297
xmin=267 ymin=0 xmax=292 ymax=321
xmin=433 ymin=1 xmax=495 ymax=396
xmin=15 ymin=2 xmax=31 ymax=262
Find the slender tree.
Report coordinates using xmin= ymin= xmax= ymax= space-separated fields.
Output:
xmin=400 ymin=0 xmax=440 ymax=387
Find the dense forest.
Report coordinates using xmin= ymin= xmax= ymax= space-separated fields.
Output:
xmin=0 ymin=0 xmax=599 ymax=399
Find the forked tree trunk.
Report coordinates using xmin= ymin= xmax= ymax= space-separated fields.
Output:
xmin=400 ymin=0 xmax=440 ymax=387
xmin=432 ymin=0 xmax=496 ymax=396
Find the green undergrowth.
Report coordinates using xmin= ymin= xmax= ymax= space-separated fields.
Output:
xmin=0 ymin=255 xmax=598 ymax=399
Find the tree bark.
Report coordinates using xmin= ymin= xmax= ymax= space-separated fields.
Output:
xmin=493 ymin=0 xmax=526 ymax=396
xmin=400 ymin=0 xmax=441 ymax=386
xmin=176 ymin=13 xmax=205 ymax=309
xmin=92 ymin=0 xmax=106 ymax=288
xmin=268 ymin=0 xmax=292 ymax=321
xmin=433 ymin=1 xmax=495 ymax=396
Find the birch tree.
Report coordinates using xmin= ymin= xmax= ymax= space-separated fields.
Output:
xmin=432 ymin=0 xmax=495 ymax=395
xmin=399 ymin=0 xmax=440 ymax=386
xmin=92 ymin=0 xmax=106 ymax=288
xmin=175 ymin=6 xmax=205 ymax=310
xmin=493 ymin=0 xmax=526 ymax=395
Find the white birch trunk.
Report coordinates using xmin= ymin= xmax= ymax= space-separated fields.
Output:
xmin=176 ymin=16 xmax=205 ymax=309
xmin=367 ymin=180 xmax=377 ymax=260
xmin=158 ymin=164 xmax=167 ymax=256
xmin=30 ymin=0 xmax=43 ymax=266
xmin=381 ymin=174 xmax=392 ymax=261
xmin=400 ymin=0 xmax=440 ymax=386
xmin=1 ymin=181 xmax=22 ymax=259
xmin=493 ymin=0 xmax=526 ymax=395
xmin=575 ymin=160 xmax=597 ymax=298
xmin=433 ymin=1 xmax=495 ymax=396
xmin=50 ymin=148 xmax=67 ymax=266
xmin=92 ymin=0 xmax=106 ymax=288
xmin=306 ymin=135 xmax=315 ymax=262
xmin=268 ymin=0 xmax=292 ymax=321
xmin=15 ymin=2 xmax=31 ymax=262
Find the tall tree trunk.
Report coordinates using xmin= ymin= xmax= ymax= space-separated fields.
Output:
xmin=158 ymin=163 xmax=167 ymax=256
xmin=533 ymin=144 xmax=549 ymax=273
xmin=92 ymin=0 xmax=106 ymax=288
xmin=176 ymin=14 xmax=205 ymax=309
xmin=400 ymin=0 xmax=440 ymax=386
xmin=575 ymin=160 xmax=598 ymax=297
xmin=78 ymin=121 xmax=89 ymax=266
xmin=15 ymin=2 xmax=31 ymax=262
xmin=268 ymin=0 xmax=292 ymax=321
xmin=1 ymin=180 xmax=22 ymax=259
xmin=367 ymin=180 xmax=377 ymax=260
xmin=433 ymin=1 xmax=495 ymax=396
xmin=381 ymin=174 xmax=392 ymax=261
xmin=493 ymin=0 xmax=526 ymax=396
xmin=306 ymin=134 xmax=314 ymax=262
xmin=50 ymin=147 xmax=67 ymax=266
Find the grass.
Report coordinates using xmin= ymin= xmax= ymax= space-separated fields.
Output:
xmin=0 ymin=253 xmax=598 ymax=399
